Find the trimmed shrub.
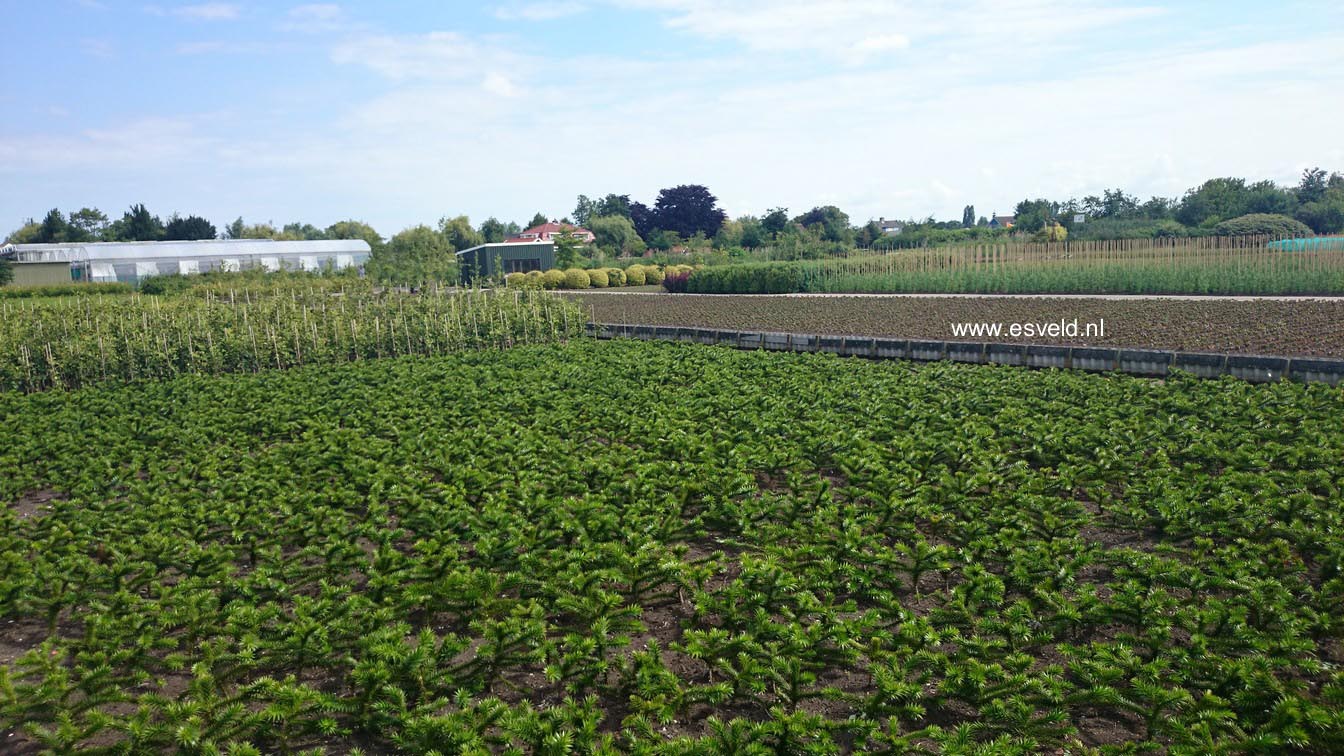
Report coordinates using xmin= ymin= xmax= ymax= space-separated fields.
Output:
xmin=563 ymin=268 xmax=591 ymax=289
xmin=1214 ymin=213 xmax=1312 ymax=238
xmin=504 ymin=272 xmax=528 ymax=288
xmin=542 ymin=269 xmax=566 ymax=289
xmin=605 ymin=267 xmax=626 ymax=286
xmin=587 ymin=268 xmax=610 ymax=288
xmin=643 ymin=265 xmax=665 ymax=285
xmin=662 ymin=270 xmax=690 ymax=293
xmin=525 ymin=270 xmax=545 ymax=288
xmin=624 ymin=265 xmax=647 ymax=286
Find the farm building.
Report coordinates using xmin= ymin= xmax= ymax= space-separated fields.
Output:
xmin=456 ymin=241 xmax=554 ymax=283
xmin=5 ymin=260 xmax=74 ymax=287
xmin=507 ymin=222 xmax=595 ymax=244
xmin=0 ymin=239 xmax=372 ymax=285
xmin=877 ymin=217 xmax=905 ymax=235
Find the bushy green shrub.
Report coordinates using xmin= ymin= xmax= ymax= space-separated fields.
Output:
xmin=542 ymin=269 xmax=566 ymax=289
xmin=0 ymin=282 xmax=135 ymax=299
xmin=685 ymin=262 xmax=807 ymax=294
xmin=525 ymin=270 xmax=545 ymax=288
xmin=624 ymin=265 xmax=647 ymax=286
xmin=504 ymin=272 xmax=528 ymax=288
xmin=139 ymin=275 xmax=196 ymax=296
xmin=563 ymin=268 xmax=591 ymax=289
xmin=1214 ymin=213 xmax=1312 ymax=238
xmin=604 ymin=267 xmax=626 ymax=286
xmin=587 ymin=269 xmax=610 ymax=288
xmin=643 ymin=266 xmax=665 ymax=285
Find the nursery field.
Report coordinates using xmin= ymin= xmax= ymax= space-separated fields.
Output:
xmin=682 ymin=237 xmax=1344 ymax=296
xmin=575 ymin=292 xmax=1344 ymax=357
xmin=0 ymin=286 xmax=582 ymax=393
xmin=3 ymin=340 xmax=1343 ymax=753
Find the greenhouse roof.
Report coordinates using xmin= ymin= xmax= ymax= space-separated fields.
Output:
xmin=1 ymin=239 xmax=371 ymax=263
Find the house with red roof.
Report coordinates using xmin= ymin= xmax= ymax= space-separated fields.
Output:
xmin=507 ymin=221 xmax=595 ymax=244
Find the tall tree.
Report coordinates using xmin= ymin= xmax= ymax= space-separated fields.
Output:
xmin=479 ymin=217 xmax=508 ymax=243
xmin=69 ymin=208 xmax=109 ymax=240
xmin=114 ymin=204 xmax=165 ymax=241
xmin=572 ymin=195 xmax=595 ymax=227
xmin=1012 ymin=199 xmax=1059 ymax=233
xmin=164 ymin=214 xmax=218 ymax=241
xmin=594 ymin=193 xmax=632 ymax=220
xmin=437 ymin=215 xmax=483 ymax=252
xmin=224 ymin=217 xmax=246 ymax=240
xmin=761 ymin=207 xmax=790 ymax=237
xmin=37 ymin=209 xmax=73 ymax=243
xmin=553 ymin=230 xmax=582 ymax=268
xmin=794 ymin=205 xmax=852 ymax=244
xmin=326 ymin=220 xmax=385 ymax=251
xmin=368 ymin=225 xmax=455 ymax=286
xmin=652 ymin=184 xmax=726 ymax=239
xmin=4 ymin=220 xmax=42 ymax=245
xmin=588 ymin=215 xmax=641 ymax=256
xmin=1298 ymin=167 xmax=1329 ymax=204
xmin=527 ymin=212 xmax=549 ymax=229
xmin=629 ymin=201 xmax=656 ymax=240
xmin=282 ymin=222 xmax=327 ymax=240
xmin=739 ymin=216 xmax=766 ymax=248
xmin=962 ymin=205 xmax=975 ymax=228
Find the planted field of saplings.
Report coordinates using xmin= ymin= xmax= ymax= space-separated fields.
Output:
xmin=3 ymin=339 xmax=1342 ymax=753
xmin=573 ymin=291 xmax=1344 ymax=357
xmin=0 ymin=287 xmax=583 ymax=393
xmin=684 ymin=237 xmax=1344 ymax=296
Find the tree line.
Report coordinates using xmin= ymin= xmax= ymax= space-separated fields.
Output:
xmin=7 ymin=169 xmax=1344 ymax=285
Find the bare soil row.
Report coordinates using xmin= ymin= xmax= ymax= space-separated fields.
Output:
xmin=570 ymin=292 xmax=1344 ymax=357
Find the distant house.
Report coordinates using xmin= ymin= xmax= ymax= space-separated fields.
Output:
xmin=877 ymin=217 xmax=904 ymax=235
xmin=989 ymin=214 xmax=1016 ymax=229
xmin=507 ymin=221 xmax=595 ymax=244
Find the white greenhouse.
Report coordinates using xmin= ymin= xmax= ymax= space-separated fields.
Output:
xmin=0 ymin=239 xmax=372 ymax=284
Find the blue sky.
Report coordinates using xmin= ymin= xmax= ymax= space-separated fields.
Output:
xmin=3 ymin=1 xmax=1343 ymax=238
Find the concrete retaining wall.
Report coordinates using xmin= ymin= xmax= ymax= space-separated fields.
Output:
xmin=587 ymin=323 xmax=1344 ymax=386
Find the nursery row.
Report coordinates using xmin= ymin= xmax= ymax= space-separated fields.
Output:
xmin=0 ymin=287 xmax=583 ymax=393
xmin=682 ymin=238 xmax=1344 ymax=295
xmin=3 ymin=340 xmax=1342 ymax=753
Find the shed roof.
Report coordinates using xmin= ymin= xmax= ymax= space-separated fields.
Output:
xmin=455 ymin=241 xmax=553 ymax=257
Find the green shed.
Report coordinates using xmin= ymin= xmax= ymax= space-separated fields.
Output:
xmin=8 ymin=261 xmax=74 ymax=287
xmin=457 ymin=241 xmax=554 ymax=284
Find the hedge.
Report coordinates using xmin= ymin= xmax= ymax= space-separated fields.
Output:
xmin=685 ymin=262 xmax=808 ymax=294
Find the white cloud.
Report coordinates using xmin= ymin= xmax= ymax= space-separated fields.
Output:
xmin=494 ymin=2 xmax=588 ymax=21
xmin=282 ymin=4 xmax=346 ymax=33
xmin=615 ymin=0 xmax=1162 ymax=62
xmin=148 ymin=3 xmax=242 ymax=21
xmin=482 ymin=72 xmax=521 ymax=97
xmin=332 ymin=32 xmax=531 ymax=81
